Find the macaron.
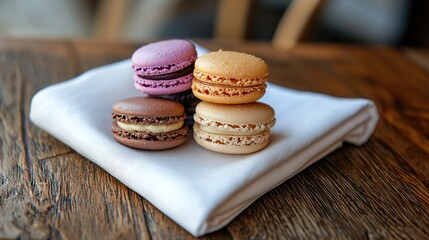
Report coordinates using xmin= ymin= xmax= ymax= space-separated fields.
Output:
xmin=192 ymin=50 xmax=269 ymax=104
xmin=156 ymin=89 xmax=201 ymax=126
xmin=193 ymin=101 xmax=275 ymax=154
xmin=112 ymin=97 xmax=188 ymax=150
xmin=132 ymin=39 xmax=197 ymax=95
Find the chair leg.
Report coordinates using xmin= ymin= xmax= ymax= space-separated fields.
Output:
xmin=92 ymin=0 xmax=131 ymax=40
xmin=272 ymin=0 xmax=325 ymax=50
xmin=214 ymin=0 xmax=252 ymax=40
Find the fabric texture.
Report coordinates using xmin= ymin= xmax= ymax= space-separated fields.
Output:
xmin=29 ymin=44 xmax=378 ymax=237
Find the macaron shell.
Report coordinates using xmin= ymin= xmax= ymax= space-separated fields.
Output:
xmin=195 ymin=50 xmax=269 ymax=79
xmin=193 ymin=125 xmax=270 ymax=154
xmin=195 ymin=101 xmax=275 ymax=125
xmin=134 ymin=73 xmax=193 ymax=95
xmin=192 ymin=81 xmax=266 ymax=104
xmin=112 ymin=97 xmax=185 ymax=118
xmin=112 ymin=122 xmax=188 ymax=150
xmin=114 ymin=135 xmax=186 ymax=150
xmin=132 ymin=39 xmax=197 ymax=76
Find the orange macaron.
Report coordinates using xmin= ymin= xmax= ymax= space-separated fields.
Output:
xmin=192 ymin=50 xmax=269 ymax=104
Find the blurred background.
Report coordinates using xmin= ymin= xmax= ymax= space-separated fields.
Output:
xmin=0 ymin=0 xmax=427 ymax=49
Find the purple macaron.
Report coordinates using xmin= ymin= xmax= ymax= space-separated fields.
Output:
xmin=132 ymin=39 xmax=197 ymax=95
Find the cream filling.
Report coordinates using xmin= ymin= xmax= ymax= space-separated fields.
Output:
xmin=197 ymin=124 xmax=264 ymax=136
xmin=194 ymin=115 xmax=275 ymax=133
xmin=117 ymin=121 xmax=183 ymax=133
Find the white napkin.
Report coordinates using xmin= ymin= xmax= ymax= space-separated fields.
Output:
xmin=29 ymin=45 xmax=378 ymax=236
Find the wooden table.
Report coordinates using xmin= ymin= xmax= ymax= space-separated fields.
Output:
xmin=1 ymin=39 xmax=428 ymax=239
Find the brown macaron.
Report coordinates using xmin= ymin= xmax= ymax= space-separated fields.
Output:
xmin=111 ymin=97 xmax=188 ymax=150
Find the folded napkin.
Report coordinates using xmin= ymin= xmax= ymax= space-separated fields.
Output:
xmin=29 ymin=45 xmax=378 ymax=236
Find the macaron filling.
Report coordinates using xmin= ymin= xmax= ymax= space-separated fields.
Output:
xmin=193 ymin=69 xmax=268 ymax=86
xmin=117 ymin=121 xmax=184 ymax=133
xmin=139 ymin=64 xmax=194 ymax=80
xmin=132 ymin=56 xmax=197 ymax=76
xmin=194 ymin=114 xmax=275 ymax=133
xmin=112 ymin=112 xmax=185 ymax=125
xmin=112 ymin=122 xmax=188 ymax=141
xmin=192 ymin=79 xmax=266 ymax=97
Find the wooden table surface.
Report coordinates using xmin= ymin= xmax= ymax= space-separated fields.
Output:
xmin=1 ymin=39 xmax=428 ymax=239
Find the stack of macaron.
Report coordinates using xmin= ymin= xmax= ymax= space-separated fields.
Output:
xmin=111 ymin=40 xmax=275 ymax=153
xmin=111 ymin=39 xmax=199 ymax=150
xmin=131 ymin=39 xmax=200 ymax=125
xmin=192 ymin=50 xmax=276 ymax=154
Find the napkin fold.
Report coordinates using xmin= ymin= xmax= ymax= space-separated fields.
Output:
xmin=30 ymin=46 xmax=378 ymax=236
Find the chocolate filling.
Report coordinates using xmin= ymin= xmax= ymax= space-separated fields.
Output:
xmin=112 ymin=113 xmax=186 ymax=125
xmin=112 ymin=122 xmax=188 ymax=141
xmin=138 ymin=64 xmax=194 ymax=80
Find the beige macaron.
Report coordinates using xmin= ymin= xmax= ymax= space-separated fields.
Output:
xmin=193 ymin=101 xmax=276 ymax=154
xmin=192 ymin=50 xmax=269 ymax=104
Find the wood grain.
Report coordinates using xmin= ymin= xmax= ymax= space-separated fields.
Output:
xmin=1 ymin=39 xmax=428 ymax=239
xmin=403 ymin=48 xmax=429 ymax=76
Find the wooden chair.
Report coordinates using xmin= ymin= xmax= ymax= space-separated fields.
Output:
xmin=214 ymin=0 xmax=326 ymax=51
xmin=92 ymin=0 xmax=326 ymax=50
